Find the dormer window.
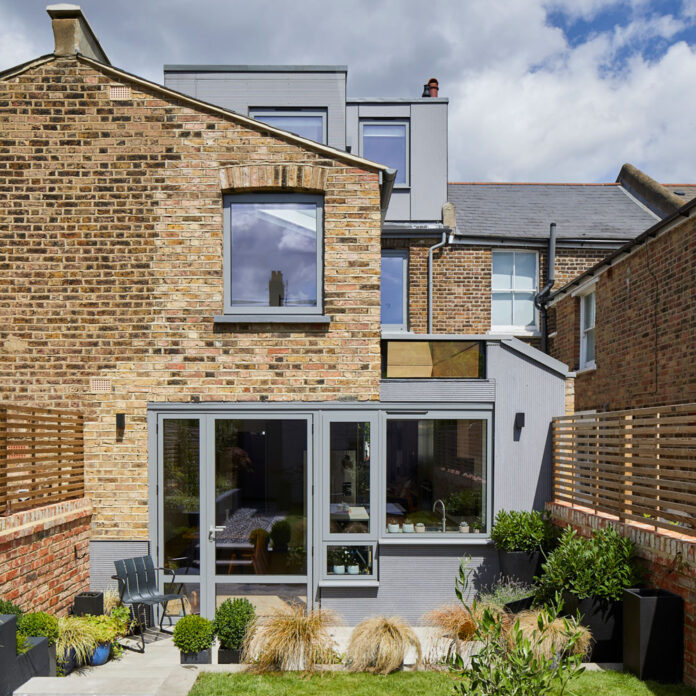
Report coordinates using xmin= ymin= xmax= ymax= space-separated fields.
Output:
xmin=360 ymin=121 xmax=409 ymax=186
xmin=249 ymin=109 xmax=327 ymax=144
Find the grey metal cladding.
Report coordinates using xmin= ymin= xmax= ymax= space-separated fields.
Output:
xmin=90 ymin=540 xmax=150 ymax=591
xmin=320 ymin=545 xmax=499 ymax=624
xmin=411 ymin=102 xmax=448 ymax=221
xmin=487 ymin=342 xmax=565 ymax=514
xmin=447 ymin=183 xmax=659 ymax=241
xmin=163 ymin=70 xmax=347 ymax=150
xmin=380 ymin=379 xmax=495 ymax=402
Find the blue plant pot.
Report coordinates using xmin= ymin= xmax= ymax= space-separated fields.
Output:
xmin=89 ymin=643 xmax=111 ymax=666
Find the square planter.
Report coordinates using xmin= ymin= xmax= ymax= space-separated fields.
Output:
xmin=498 ymin=550 xmax=540 ymax=585
xmin=180 ymin=649 xmax=212 ymax=665
xmin=504 ymin=595 xmax=535 ymax=614
xmin=623 ymin=587 xmax=683 ymax=683
xmin=218 ymin=647 xmax=242 ymax=664
xmin=562 ymin=593 xmax=623 ymax=663
xmin=73 ymin=591 xmax=104 ymax=617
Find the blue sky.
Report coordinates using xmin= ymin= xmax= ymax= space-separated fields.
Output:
xmin=1 ymin=0 xmax=695 ymax=183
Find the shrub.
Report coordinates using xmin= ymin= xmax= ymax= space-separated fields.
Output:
xmin=18 ymin=612 xmax=59 ymax=647
xmin=243 ymin=604 xmax=337 ymax=672
xmin=0 ymin=599 xmax=23 ymax=618
xmin=490 ymin=510 xmax=558 ymax=554
xmin=478 ymin=579 xmax=535 ymax=608
xmin=346 ymin=616 xmax=421 ymax=674
xmin=109 ymin=604 xmax=133 ymax=637
xmin=214 ymin=598 xmax=255 ymax=650
xmin=16 ymin=633 xmax=30 ymax=655
xmin=56 ymin=616 xmax=100 ymax=666
xmin=172 ymin=615 xmax=215 ymax=654
xmin=88 ymin=615 xmax=120 ymax=645
xmin=536 ymin=525 xmax=640 ymax=602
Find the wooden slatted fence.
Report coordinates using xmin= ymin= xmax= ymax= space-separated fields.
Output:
xmin=553 ymin=402 xmax=696 ymax=536
xmin=0 ymin=405 xmax=84 ymax=516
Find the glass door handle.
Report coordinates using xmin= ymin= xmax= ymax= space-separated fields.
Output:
xmin=208 ymin=525 xmax=225 ymax=541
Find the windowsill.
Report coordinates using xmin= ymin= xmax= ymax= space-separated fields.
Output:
xmin=318 ymin=579 xmax=379 ymax=588
xmin=379 ymin=535 xmax=493 ymax=546
xmin=214 ymin=314 xmax=331 ymax=325
xmin=576 ymin=363 xmax=597 ymax=375
xmin=489 ymin=327 xmax=541 ymax=338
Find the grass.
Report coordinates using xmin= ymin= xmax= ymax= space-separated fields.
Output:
xmin=188 ymin=670 xmax=696 ymax=696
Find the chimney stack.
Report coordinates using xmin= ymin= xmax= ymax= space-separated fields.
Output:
xmin=427 ymin=78 xmax=439 ymax=98
xmin=46 ymin=4 xmax=110 ymax=64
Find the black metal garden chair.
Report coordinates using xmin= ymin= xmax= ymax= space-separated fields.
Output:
xmin=113 ymin=555 xmax=186 ymax=652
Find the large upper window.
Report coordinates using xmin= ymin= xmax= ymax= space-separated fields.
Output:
xmin=361 ymin=121 xmax=409 ymax=186
xmin=580 ymin=289 xmax=596 ymax=369
xmin=249 ymin=109 xmax=326 ymax=144
xmin=381 ymin=251 xmax=408 ymax=331
xmin=491 ymin=251 xmax=538 ymax=333
xmin=223 ymin=194 xmax=323 ymax=315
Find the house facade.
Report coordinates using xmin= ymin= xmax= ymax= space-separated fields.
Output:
xmin=0 ymin=6 xmax=680 ymax=622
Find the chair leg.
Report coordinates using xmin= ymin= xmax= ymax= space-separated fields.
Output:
xmin=134 ymin=603 xmax=146 ymax=653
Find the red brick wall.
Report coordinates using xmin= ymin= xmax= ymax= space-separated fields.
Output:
xmin=548 ymin=502 xmax=696 ymax=685
xmin=550 ymin=214 xmax=696 ymax=411
xmin=0 ymin=499 xmax=92 ymax=614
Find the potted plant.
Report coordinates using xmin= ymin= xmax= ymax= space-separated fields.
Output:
xmin=88 ymin=615 xmax=119 ymax=666
xmin=214 ymin=598 xmax=255 ymax=664
xmin=345 ymin=548 xmax=360 ymax=575
xmin=172 ymin=614 xmax=215 ymax=664
xmin=56 ymin=616 xmax=99 ymax=675
xmin=536 ymin=525 xmax=640 ymax=662
xmin=17 ymin=612 xmax=59 ymax=676
xmin=328 ymin=548 xmax=346 ymax=575
xmin=491 ymin=510 xmax=557 ymax=584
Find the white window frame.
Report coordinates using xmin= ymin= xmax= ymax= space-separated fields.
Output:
xmin=381 ymin=250 xmax=408 ymax=332
xmin=249 ymin=108 xmax=327 ymax=144
xmin=579 ymin=288 xmax=596 ymax=371
xmin=359 ymin=120 xmax=410 ymax=188
xmin=490 ymin=250 xmax=539 ymax=335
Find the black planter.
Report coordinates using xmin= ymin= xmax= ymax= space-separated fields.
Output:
xmin=498 ymin=549 xmax=541 ymax=585
xmin=504 ymin=595 xmax=535 ymax=614
xmin=562 ymin=594 xmax=623 ymax=663
xmin=180 ymin=649 xmax=212 ymax=665
xmin=218 ymin=647 xmax=242 ymax=664
xmin=73 ymin=591 xmax=104 ymax=617
xmin=0 ymin=616 xmax=51 ymax=696
xmin=623 ymin=588 xmax=683 ymax=683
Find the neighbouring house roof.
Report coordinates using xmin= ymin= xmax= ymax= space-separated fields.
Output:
xmin=664 ymin=185 xmax=696 ymax=203
xmin=447 ymin=182 xmax=659 ymax=243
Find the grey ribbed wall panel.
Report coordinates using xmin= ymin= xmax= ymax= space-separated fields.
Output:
xmin=488 ymin=343 xmax=565 ymax=514
xmin=90 ymin=541 xmax=149 ymax=591
xmin=320 ymin=545 xmax=499 ymax=625
xmin=380 ymin=379 xmax=495 ymax=402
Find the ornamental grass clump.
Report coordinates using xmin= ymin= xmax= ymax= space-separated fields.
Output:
xmin=511 ymin=609 xmax=592 ymax=661
xmin=56 ymin=615 xmax=100 ymax=666
xmin=346 ymin=616 xmax=422 ymax=674
xmin=425 ymin=602 xmax=509 ymax=642
xmin=242 ymin=604 xmax=337 ymax=672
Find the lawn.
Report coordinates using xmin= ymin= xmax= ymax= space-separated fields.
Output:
xmin=189 ymin=670 xmax=696 ymax=696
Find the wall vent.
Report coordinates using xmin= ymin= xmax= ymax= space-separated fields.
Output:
xmin=90 ymin=378 xmax=112 ymax=393
xmin=109 ymin=85 xmax=131 ymax=101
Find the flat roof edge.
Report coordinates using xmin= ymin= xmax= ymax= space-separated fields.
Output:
xmin=347 ymin=97 xmax=449 ymax=104
xmin=164 ymin=64 xmax=348 ymax=73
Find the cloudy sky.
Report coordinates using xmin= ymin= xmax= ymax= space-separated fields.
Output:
xmin=2 ymin=0 xmax=695 ymax=183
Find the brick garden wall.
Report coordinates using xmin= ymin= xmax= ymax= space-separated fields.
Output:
xmin=549 ymin=214 xmax=696 ymax=412
xmin=548 ymin=502 xmax=696 ymax=685
xmin=0 ymin=499 xmax=92 ymax=614
xmin=0 ymin=56 xmax=383 ymax=540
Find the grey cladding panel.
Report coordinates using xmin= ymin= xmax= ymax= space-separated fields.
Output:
xmin=380 ymin=379 xmax=495 ymax=402
xmin=411 ymin=102 xmax=448 ymax=221
xmin=90 ymin=540 xmax=150 ymax=591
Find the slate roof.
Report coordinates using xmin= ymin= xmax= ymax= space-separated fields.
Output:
xmin=447 ymin=183 xmax=659 ymax=242
xmin=664 ymin=185 xmax=696 ymax=203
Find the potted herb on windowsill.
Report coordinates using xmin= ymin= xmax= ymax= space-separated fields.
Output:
xmin=173 ymin=615 xmax=214 ymax=665
xmin=328 ymin=548 xmax=347 ymax=575
xmin=491 ymin=509 xmax=557 ymax=585
xmin=536 ymin=525 xmax=640 ymax=662
xmin=214 ymin=598 xmax=255 ymax=664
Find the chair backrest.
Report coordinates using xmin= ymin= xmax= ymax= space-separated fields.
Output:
xmin=114 ymin=555 xmax=158 ymax=603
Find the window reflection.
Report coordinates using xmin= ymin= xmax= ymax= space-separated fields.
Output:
xmin=362 ymin=123 xmax=407 ymax=185
xmin=252 ymin=114 xmax=325 ymax=143
xmin=386 ymin=419 xmax=487 ymax=533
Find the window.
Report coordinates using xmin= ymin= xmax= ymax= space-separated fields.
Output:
xmin=223 ymin=194 xmax=323 ymax=316
xmin=580 ymin=289 xmax=596 ymax=369
xmin=381 ymin=340 xmax=484 ymax=378
xmin=249 ymin=109 xmax=326 ymax=144
xmin=381 ymin=251 xmax=408 ymax=331
xmin=491 ymin=251 xmax=538 ymax=332
xmin=386 ymin=417 xmax=488 ymax=534
xmin=361 ymin=121 xmax=409 ymax=186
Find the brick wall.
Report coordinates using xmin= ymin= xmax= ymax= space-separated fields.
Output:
xmin=0 ymin=499 xmax=92 ymax=614
xmin=382 ymin=240 xmax=607 ymax=336
xmin=548 ymin=502 xmax=696 ymax=685
xmin=0 ymin=56 xmax=383 ymax=539
xmin=549 ymin=214 xmax=696 ymax=411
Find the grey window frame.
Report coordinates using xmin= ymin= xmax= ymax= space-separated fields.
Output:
xmin=579 ymin=288 xmax=596 ymax=370
xmin=359 ymin=119 xmax=410 ymax=188
xmin=381 ymin=249 xmax=408 ymax=332
xmin=222 ymin=193 xmax=324 ymax=317
xmin=249 ymin=108 xmax=327 ymax=144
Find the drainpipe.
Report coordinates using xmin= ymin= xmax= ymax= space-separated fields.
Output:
xmin=534 ymin=222 xmax=557 ymax=353
xmin=427 ymin=231 xmax=448 ymax=334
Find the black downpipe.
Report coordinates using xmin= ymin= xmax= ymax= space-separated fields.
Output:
xmin=535 ymin=222 xmax=557 ymax=353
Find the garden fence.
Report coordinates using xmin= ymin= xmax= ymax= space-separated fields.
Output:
xmin=0 ymin=405 xmax=84 ymax=515
xmin=553 ymin=402 xmax=696 ymax=536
